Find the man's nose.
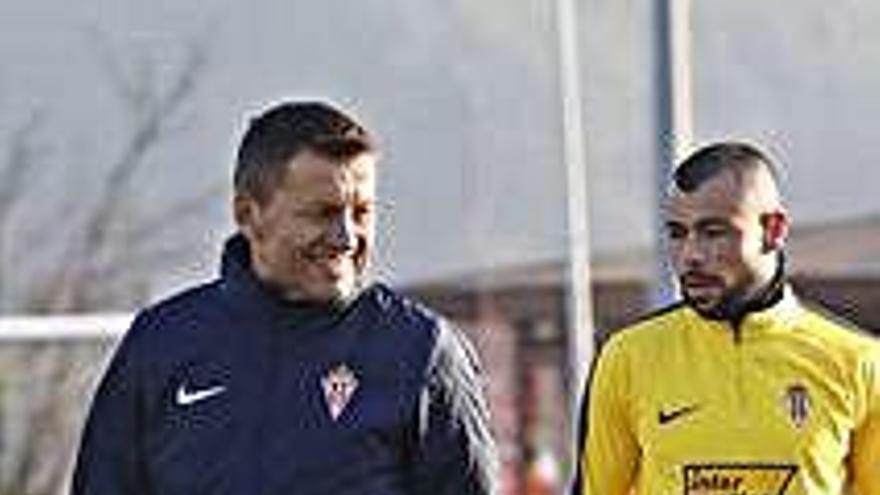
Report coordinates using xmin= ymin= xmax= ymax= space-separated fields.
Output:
xmin=329 ymin=211 xmax=357 ymax=252
xmin=679 ymin=235 xmax=707 ymax=268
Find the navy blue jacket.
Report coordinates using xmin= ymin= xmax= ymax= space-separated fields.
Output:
xmin=72 ymin=236 xmax=498 ymax=495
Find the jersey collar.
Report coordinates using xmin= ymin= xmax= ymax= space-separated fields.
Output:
xmin=737 ymin=285 xmax=802 ymax=337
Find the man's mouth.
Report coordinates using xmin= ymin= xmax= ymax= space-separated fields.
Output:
xmin=680 ymin=273 xmax=722 ymax=290
xmin=304 ymin=250 xmax=355 ymax=276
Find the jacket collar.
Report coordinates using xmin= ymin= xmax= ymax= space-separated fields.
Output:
xmin=219 ymin=233 xmax=356 ymax=329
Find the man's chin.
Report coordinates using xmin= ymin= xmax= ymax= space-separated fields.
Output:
xmin=683 ymin=294 xmax=725 ymax=320
xmin=275 ymin=279 xmax=357 ymax=305
xmin=313 ymin=278 xmax=361 ymax=304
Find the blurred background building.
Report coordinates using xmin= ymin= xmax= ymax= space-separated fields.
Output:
xmin=2 ymin=1 xmax=880 ymax=494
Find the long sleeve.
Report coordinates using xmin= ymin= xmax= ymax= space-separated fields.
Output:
xmin=571 ymin=334 xmax=639 ymax=495
xmin=71 ymin=313 xmax=152 ymax=495
xmin=850 ymin=346 xmax=880 ymax=495
xmin=407 ymin=322 xmax=499 ymax=495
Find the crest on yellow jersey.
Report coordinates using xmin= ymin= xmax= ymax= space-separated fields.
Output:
xmin=783 ymin=383 xmax=810 ymax=429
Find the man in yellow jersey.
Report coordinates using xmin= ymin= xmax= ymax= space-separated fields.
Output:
xmin=572 ymin=142 xmax=880 ymax=495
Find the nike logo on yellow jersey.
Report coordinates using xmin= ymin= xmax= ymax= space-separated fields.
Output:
xmin=658 ymin=404 xmax=700 ymax=425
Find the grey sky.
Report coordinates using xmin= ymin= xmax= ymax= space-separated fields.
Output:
xmin=1 ymin=0 xmax=879 ymax=298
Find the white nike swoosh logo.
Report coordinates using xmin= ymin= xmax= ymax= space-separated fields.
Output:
xmin=175 ymin=384 xmax=226 ymax=406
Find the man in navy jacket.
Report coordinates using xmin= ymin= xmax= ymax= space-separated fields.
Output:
xmin=71 ymin=100 xmax=499 ymax=495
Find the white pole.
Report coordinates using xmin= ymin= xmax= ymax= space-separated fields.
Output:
xmin=0 ymin=313 xmax=130 ymax=341
xmin=669 ymin=0 xmax=694 ymax=161
xmin=652 ymin=0 xmax=694 ymax=305
xmin=556 ymin=0 xmax=594 ymax=405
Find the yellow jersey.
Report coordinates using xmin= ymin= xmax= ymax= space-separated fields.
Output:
xmin=574 ymin=288 xmax=880 ymax=495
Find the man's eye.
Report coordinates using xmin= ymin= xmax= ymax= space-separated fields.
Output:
xmin=666 ymin=226 xmax=686 ymax=240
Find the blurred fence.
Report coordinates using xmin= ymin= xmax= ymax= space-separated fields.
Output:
xmin=0 ymin=315 xmax=126 ymax=495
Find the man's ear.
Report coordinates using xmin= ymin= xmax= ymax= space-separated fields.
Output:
xmin=761 ymin=210 xmax=790 ymax=252
xmin=233 ymin=194 xmax=260 ymax=240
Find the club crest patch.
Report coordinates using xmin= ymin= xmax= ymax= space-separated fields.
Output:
xmin=783 ymin=383 xmax=810 ymax=429
xmin=321 ymin=363 xmax=359 ymax=420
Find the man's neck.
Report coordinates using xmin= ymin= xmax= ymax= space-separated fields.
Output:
xmin=702 ymin=252 xmax=787 ymax=326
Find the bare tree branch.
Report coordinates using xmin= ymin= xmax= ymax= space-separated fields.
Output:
xmin=122 ymin=180 xmax=225 ymax=245
xmin=0 ymin=111 xmax=48 ymax=311
xmin=0 ymin=111 xmax=46 ymax=222
xmin=0 ymin=32 xmax=214 ymax=495
xmin=48 ymin=36 xmax=211 ymax=311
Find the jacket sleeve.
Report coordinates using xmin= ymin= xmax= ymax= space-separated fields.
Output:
xmin=571 ymin=334 xmax=639 ymax=495
xmin=407 ymin=321 xmax=500 ymax=495
xmin=850 ymin=345 xmax=880 ymax=495
xmin=71 ymin=313 xmax=152 ymax=495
